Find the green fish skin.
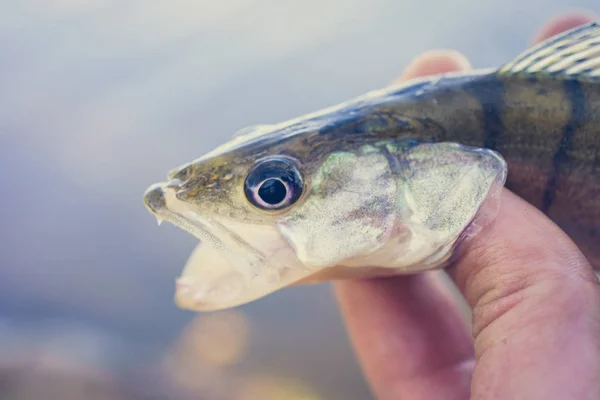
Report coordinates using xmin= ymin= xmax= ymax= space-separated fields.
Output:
xmin=144 ymin=22 xmax=600 ymax=311
xmin=359 ymin=22 xmax=600 ymax=269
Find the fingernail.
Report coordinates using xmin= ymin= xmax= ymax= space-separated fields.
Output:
xmin=397 ymin=50 xmax=471 ymax=82
xmin=533 ymin=11 xmax=599 ymax=43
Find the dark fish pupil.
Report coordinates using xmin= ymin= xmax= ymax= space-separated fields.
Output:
xmin=244 ymin=158 xmax=303 ymax=211
xmin=258 ymin=179 xmax=287 ymax=205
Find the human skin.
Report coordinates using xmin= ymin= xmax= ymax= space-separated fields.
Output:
xmin=334 ymin=12 xmax=600 ymax=400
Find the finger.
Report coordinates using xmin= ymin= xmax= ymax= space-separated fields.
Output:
xmin=533 ymin=11 xmax=598 ymax=43
xmin=335 ymin=273 xmax=474 ymax=400
xmin=396 ymin=50 xmax=471 ymax=82
xmin=450 ymin=191 xmax=600 ymax=399
xmin=448 ymin=13 xmax=600 ymax=399
xmin=335 ymin=51 xmax=475 ymax=400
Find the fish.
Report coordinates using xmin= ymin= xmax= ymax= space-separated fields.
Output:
xmin=144 ymin=22 xmax=600 ymax=312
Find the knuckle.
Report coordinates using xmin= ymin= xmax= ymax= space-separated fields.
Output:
xmin=461 ymin=233 xmax=599 ymax=338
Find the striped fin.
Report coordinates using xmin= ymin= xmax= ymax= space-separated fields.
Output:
xmin=499 ymin=22 xmax=600 ymax=81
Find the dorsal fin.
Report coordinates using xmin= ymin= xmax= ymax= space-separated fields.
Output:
xmin=499 ymin=22 xmax=600 ymax=81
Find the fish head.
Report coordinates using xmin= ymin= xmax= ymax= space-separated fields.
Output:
xmin=144 ymin=111 xmax=507 ymax=312
xmin=144 ymin=119 xmax=348 ymax=312
xmin=143 ymin=137 xmax=308 ymax=311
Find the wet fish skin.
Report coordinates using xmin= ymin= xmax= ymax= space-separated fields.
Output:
xmin=374 ymin=64 xmax=600 ymax=267
xmin=238 ymin=21 xmax=600 ymax=269
xmin=143 ymin=22 xmax=600 ymax=310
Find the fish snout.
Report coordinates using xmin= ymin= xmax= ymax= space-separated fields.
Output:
xmin=143 ymin=184 xmax=168 ymax=215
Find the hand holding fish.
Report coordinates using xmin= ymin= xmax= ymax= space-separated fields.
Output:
xmin=143 ymin=8 xmax=600 ymax=399
xmin=335 ymin=13 xmax=600 ymax=400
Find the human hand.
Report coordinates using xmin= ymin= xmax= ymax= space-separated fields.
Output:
xmin=335 ymin=12 xmax=600 ymax=400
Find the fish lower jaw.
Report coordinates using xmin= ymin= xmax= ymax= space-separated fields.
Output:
xmin=146 ymin=184 xmax=275 ymax=282
xmin=174 ymin=257 xmax=315 ymax=312
xmin=175 ymin=275 xmax=246 ymax=312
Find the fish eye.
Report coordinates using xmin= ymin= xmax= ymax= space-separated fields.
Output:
xmin=244 ymin=158 xmax=303 ymax=211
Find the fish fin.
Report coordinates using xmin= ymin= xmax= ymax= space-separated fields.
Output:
xmin=499 ymin=22 xmax=600 ymax=81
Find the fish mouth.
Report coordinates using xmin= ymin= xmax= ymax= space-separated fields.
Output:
xmin=174 ymin=237 xmax=312 ymax=312
xmin=143 ymin=181 xmax=312 ymax=311
xmin=143 ymin=180 xmax=267 ymax=277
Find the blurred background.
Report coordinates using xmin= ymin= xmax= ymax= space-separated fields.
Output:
xmin=0 ymin=1 xmax=598 ymax=399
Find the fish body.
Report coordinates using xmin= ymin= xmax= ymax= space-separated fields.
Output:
xmin=144 ymin=23 xmax=600 ymax=311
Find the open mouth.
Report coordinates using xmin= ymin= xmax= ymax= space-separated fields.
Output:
xmin=144 ymin=182 xmax=270 ymax=279
xmin=143 ymin=181 xmax=314 ymax=311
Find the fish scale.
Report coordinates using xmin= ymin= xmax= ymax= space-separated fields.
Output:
xmin=144 ymin=22 xmax=600 ymax=311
